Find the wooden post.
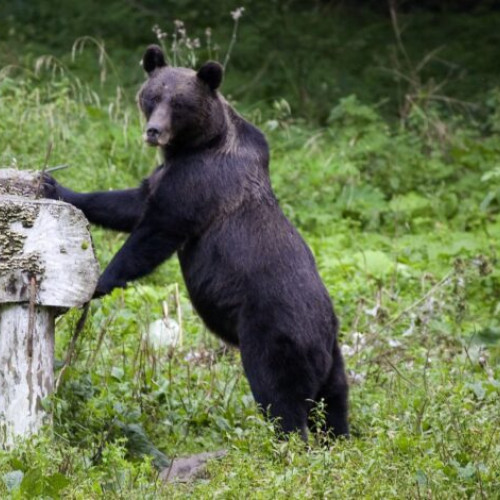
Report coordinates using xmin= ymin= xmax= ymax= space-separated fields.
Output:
xmin=0 ymin=169 xmax=99 ymax=448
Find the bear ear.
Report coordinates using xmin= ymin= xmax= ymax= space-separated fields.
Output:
xmin=142 ymin=45 xmax=167 ymax=75
xmin=197 ymin=61 xmax=224 ymax=91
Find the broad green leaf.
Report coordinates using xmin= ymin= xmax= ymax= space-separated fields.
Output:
xmin=353 ymin=250 xmax=395 ymax=279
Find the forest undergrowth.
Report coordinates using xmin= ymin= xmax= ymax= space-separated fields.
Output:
xmin=0 ymin=3 xmax=499 ymax=498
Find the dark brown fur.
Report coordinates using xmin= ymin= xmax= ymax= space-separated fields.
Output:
xmin=43 ymin=46 xmax=349 ymax=439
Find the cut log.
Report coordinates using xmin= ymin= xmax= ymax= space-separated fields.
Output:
xmin=0 ymin=168 xmax=99 ymax=448
xmin=0 ymin=305 xmax=54 ymax=444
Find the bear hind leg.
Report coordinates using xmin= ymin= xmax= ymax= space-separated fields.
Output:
xmin=239 ymin=332 xmax=321 ymax=441
xmin=312 ymin=340 xmax=349 ymax=438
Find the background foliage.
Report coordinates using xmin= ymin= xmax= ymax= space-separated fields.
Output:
xmin=0 ymin=1 xmax=499 ymax=497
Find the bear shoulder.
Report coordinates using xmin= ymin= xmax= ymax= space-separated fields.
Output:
xmin=222 ymin=103 xmax=269 ymax=167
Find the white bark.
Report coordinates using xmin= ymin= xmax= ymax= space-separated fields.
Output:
xmin=0 ymin=169 xmax=99 ymax=447
xmin=0 ymin=304 xmax=54 ymax=447
xmin=0 ymin=195 xmax=100 ymax=308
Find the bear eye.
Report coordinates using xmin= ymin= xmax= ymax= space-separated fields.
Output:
xmin=139 ymin=95 xmax=158 ymax=116
xmin=171 ymin=99 xmax=183 ymax=110
xmin=172 ymin=99 xmax=197 ymax=113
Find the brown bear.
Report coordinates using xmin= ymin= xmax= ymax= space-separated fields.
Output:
xmin=43 ymin=45 xmax=349 ymax=440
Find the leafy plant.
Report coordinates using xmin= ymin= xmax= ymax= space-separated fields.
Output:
xmin=1 ymin=3 xmax=500 ymax=497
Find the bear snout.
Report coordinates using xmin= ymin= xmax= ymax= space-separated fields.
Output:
xmin=146 ymin=126 xmax=160 ymax=142
xmin=144 ymin=126 xmax=170 ymax=146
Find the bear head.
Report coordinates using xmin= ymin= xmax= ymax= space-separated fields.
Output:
xmin=138 ymin=45 xmax=226 ymax=151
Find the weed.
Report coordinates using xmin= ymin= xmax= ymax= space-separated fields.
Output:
xmin=0 ymin=4 xmax=500 ymax=497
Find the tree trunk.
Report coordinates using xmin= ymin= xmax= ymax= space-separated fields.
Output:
xmin=0 ymin=168 xmax=99 ymax=448
xmin=0 ymin=304 xmax=55 ymax=446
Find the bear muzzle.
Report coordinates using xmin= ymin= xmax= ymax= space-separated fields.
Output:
xmin=144 ymin=126 xmax=171 ymax=147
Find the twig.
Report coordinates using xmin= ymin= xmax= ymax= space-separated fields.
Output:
xmin=388 ymin=0 xmax=413 ymax=77
xmin=46 ymin=164 xmax=70 ymax=173
xmin=223 ymin=9 xmax=244 ymax=70
xmin=175 ymin=283 xmax=183 ymax=347
xmin=55 ymin=302 xmax=91 ymax=391
xmin=377 ymin=271 xmax=453 ymax=334
xmin=35 ymin=141 xmax=53 ymax=199
xmin=381 ymin=355 xmax=417 ymax=387
xmin=87 ymin=310 xmax=117 ymax=368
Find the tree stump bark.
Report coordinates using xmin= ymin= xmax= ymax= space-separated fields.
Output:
xmin=0 ymin=169 xmax=99 ymax=448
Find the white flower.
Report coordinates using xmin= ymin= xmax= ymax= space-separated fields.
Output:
xmin=348 ymin=370 xmax=366 ymax=384
xmin=184 ymin=350 xmax=201 ymax=362
xmin=341 ymin=344 xmax=355 ymax=357
xmin=186 ymin=38 xmax=201 ymax=50
xmin=351 ymin=331 xmax=366 ymax=346
xmin=152 ymin=25 xmax=167 ymax=40
xmin=388 ymin=339 xmax=402 ymax=348
xmin=403 ymin=314 xmax=416 ymax=336
xmin=364 ymin=305 xmax=379 ymax=317
xmin=147 ymin=318 xmax=180 ymax=349
xmin=231 ymin=7 xmax=245 ymax=21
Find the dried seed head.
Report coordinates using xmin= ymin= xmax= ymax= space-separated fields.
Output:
xmin=231 ymin=7 xmax=245 ymax=21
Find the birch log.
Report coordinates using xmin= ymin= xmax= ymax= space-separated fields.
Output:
xmin=0 ymin=169 xmax=99 ymax=448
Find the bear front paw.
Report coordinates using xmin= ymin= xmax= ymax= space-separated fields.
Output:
xmin=40 ymin=173 xmax=61 ymax=200
xmin=93 ymin=276 xmax=127 ymax=299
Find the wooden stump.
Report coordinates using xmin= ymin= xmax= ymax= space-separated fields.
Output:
xmin=0 ymin=169 xmax=99 ymax=448
xmin=0 ymin=305 xmax=55 ymax=445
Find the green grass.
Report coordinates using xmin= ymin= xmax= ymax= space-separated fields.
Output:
xmin=1 ymin=6 xmax=500 ymax=498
